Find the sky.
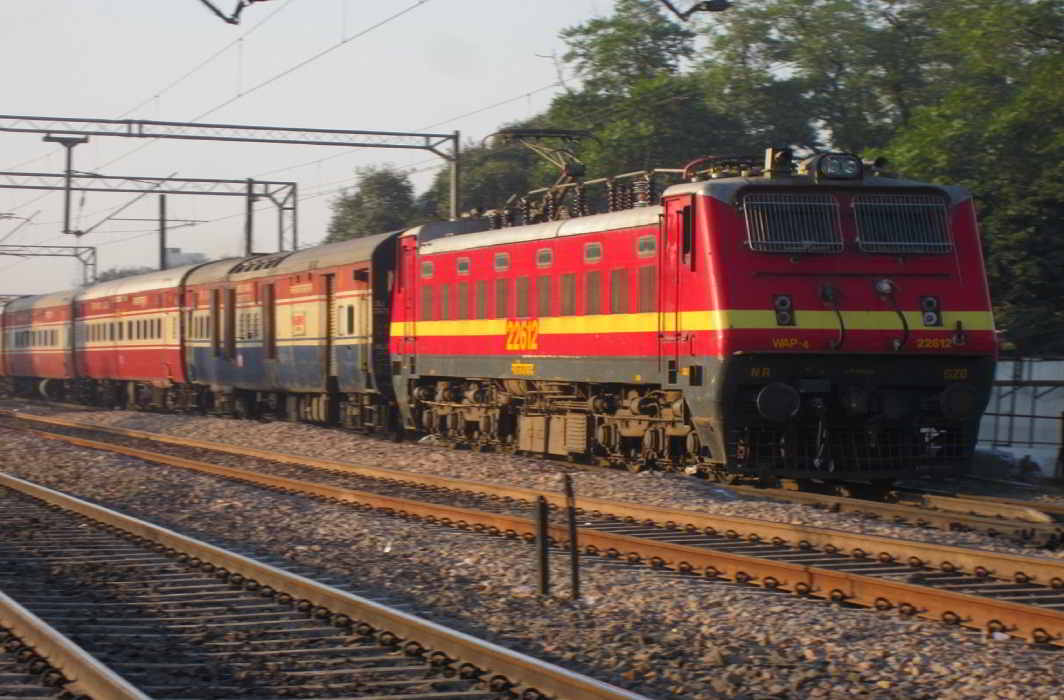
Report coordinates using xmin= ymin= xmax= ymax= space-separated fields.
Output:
xmin=0 ymin=0 xmax=611 ymax=294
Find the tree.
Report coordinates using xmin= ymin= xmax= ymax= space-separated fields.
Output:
xmin=94 ymin=266 xmax=155 ymax=283
xmin=883 ymin=0 xmax=1064 ymax=354
xmin=560 ymin=0 xmax=696 ymax=96
xmin=697 ymin=1 xmax=941 ymax=152
xmin=324 ymin=165 xmax=422 ymax=243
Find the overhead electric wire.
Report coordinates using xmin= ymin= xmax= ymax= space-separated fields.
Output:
xmin=0 ymin=0 xmax=296 ymax=197
xmin=118 ymin=0 xmax=297 ymax=120
xmin=250 ymin=80 xmax=563 ymax=179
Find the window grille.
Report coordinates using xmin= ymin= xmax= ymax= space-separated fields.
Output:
xmin=610 ymin=269 xmax=628 ymax=314
xmin=743 ymin=192 xmax=842 ymax=253
xmin=854 ymin=193 xmax=951 ymax=254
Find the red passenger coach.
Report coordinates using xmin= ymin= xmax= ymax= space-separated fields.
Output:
xmin=1 ymin=291 xmax=76 ymax=396
xmin=73 ymin=266 xmax=198 ymax=407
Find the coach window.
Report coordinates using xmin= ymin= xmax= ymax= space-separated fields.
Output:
xmin=458 ymin=281 xmax=469 ymax=320
xmin=584 ymin=242 xmax=603 ymax=264
xmin=421 ymin=261 xmax=434 ymax=279
xmin=561 ymin=273 xmax=576 ymax=316
xmin=637 ymin=235 xmax=656 ymax=258
xmin=516 ymin=276 xmax=529 ymax=318
xmin=494 ymin=279 xmax=510 ymax=319
xmin=638 ymin=265 xmax=657 ymax=312
xmin=494 ymin=252 xmax=510 ymax=272
xmin=346 ymin=305 xmax=355 ymax=335
xmin=118 ymin=322 xmax=124 ymax=341
xmin=457 ymin=257 xmax=470 ymax=276
xmin=441 ymin=283 xmax=451 ymax=321
xmin=110 ymin=323 xmax=115 ymax=341
xmin=586 ymin=270 xmax=601 ymax=314
xmin=475 ymin=280 xmax=487 ymax=319
xmin=421 ymin=285 xmax=434 ymax=321
xmin=536 ymin=276 xmax=551 ymax=317
xmin=536 ymin=248 xmax=553 ymax=268
xmin=610 ymin=269 xmax=629 ymax=314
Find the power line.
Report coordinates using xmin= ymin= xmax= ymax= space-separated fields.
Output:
xmin=91 ymin=0 xmax=436 ymax=174
xmin=118 ymin=0 xmax=297 ymax=119
xmin=0 ymin=1 xmax=295 ymax=187
xmin=251 ymin=80 xmax=562 ymax=179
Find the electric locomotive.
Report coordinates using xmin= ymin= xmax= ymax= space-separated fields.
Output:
xmin=394 ymin=149 xmax=996 ymax=485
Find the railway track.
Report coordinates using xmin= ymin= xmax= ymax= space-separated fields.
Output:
xmin=722 ymin=484 xmax=1064 ymax=546
xmin=4 ymin=411 xmax=1063 ymax=649
xmin=4 ymin=399 xmax=1062 ymax=545
xmin=0 ymin=472 xmax=643 ymax=700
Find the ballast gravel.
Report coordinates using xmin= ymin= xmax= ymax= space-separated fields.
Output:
xmin=2 ymin=419 xmax=1062 ymax=699
xmin=11 ymin=405 xmax=1064 ymax=561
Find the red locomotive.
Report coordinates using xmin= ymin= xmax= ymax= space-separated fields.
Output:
xmin=1 ymin=148 xmax=996 ymax=487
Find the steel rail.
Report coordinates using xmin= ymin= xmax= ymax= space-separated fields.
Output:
xmin=6 ymin=408 xmax=1062 ymax=538
xmin=0 ymin=589 xmax=149 ymax=700
xmin=7 ymin=412 xmax=1063 ymax=587
xmin=722 ymin=484 xmax=1063 ymax=543
xmin=9 ymin=425 xmax=1064 ymax=646
xmin=0 ymin=471 xmax=644 ymax=700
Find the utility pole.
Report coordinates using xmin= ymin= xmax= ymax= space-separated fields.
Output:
xmin=41 ymin=134 xmax=89 ymax=236
xmin=159 ymin=194 xmax=168 ymax=270
xmin=245 ymin=178 xmax=256 ymax=256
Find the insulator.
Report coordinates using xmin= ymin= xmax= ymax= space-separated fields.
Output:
xmin=544 ymin=192 xmax=556 ymax=221
xmin=606 ymin=179 xmax=617 ymax=212
xmin=519 ymin=198 xmax=531 ymax=226
xmin=633 ymin=174 xmax=651 ymax=207
xmin=573 ymin=184 xmax=587 ymax=216
xmin=490 ymin=211 xmax=503 ymax=229
xmin=502 ymin=207 xmax=515 ymax=227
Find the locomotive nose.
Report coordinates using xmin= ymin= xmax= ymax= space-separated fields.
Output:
xmin=756 ymin=382 xmax=800 ymax=422
xmin=940 ymin=383 xmax=979 ymax=421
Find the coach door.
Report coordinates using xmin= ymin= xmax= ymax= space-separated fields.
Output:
xmin=660 ymin=195 xmax=692 ymax=377
xmin=398 ymin=235 xmax=418 ymax=365
xmin=324 ymin=273 xmax=337 ymax=389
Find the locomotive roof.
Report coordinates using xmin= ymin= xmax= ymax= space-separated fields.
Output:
xmin=77 ymin=263 xmax=208 ymax=302
xmin=663 ymin=175 xmax=971 ymax=205
xmin=4 ymin=289 xmax=77 ymax=314
xmin=418 ymin=176 xmax=974 ymax=257
xmin=417 ymin=206 xmax=661 ymax=256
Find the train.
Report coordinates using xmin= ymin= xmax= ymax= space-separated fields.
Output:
xmin=0 ymin=148 xmax=997 ymax=489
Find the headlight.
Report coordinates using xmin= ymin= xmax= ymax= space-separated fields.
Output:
xmin=814 ymin=153 xmax=863 ymax=181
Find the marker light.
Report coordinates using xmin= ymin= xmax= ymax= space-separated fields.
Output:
xmin=813 ymin=153 xmax=863 ymax=181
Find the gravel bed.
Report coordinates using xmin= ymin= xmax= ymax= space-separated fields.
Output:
xmin=2 ymin=426 xmax=1062 ymax=699
xmin=8 ymin=404 xmax=1063 ymax=561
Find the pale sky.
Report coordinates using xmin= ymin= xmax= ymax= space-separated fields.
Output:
xmin=0 ymin=0 xmax=610 ymax=294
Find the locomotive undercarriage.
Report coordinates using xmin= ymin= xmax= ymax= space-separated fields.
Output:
xmin=409 ymin=377 xmax=703 ymax=472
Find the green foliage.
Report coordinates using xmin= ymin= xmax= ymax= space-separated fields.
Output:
xmin=324 ymin=165 xmax=422 ymax=243
xmin=94 ymin=266 xmax=155 ymax=283
xmin=882 ymin=0 xmax=1064 ymax=354
xmin=561 ymin=0 xmax=695 ymax=95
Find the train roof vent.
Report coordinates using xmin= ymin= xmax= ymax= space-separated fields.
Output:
xmin=853 ymin=193 xmax=952 ymax=255
xmin=742 ymin=192 xmax=843 ymax=254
